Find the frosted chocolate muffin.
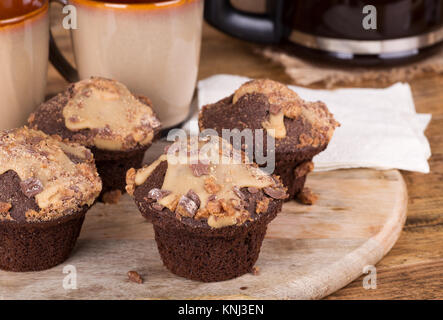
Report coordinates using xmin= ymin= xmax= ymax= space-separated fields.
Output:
xmin=126 ymin=136 xmax=287 ymax=282
xmin=28 ymin=77 xmax=161 ymax=201
xmin=199 ymin=79 xmax=339 ymax=201
xmin=0 ymin=127 xmax=102 ymax=271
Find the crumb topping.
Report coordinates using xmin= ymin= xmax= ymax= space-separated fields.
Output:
xmin=62 ymin=77 xmax=161 ymax=151
xmin=0 ymin=127 xmax=102 ymax=222
xmin=232 ymin=79 xmax=339 ymax=145
xmin=127 ymin=136 xmax=287 ymax=228
xmin=294 ymin=161 xmax=314 ymax=178
xmin=0 ymin=202 xmax=12 ymax=220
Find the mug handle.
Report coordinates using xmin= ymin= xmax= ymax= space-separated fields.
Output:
xmin=204 ymin=0 xmax=285 ymax=44
xmin=49 ymin=0 xmax=79 ymax=82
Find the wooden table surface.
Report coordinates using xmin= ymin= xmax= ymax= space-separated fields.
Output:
xmin=48 ymin=22 xmax=443 ymax=300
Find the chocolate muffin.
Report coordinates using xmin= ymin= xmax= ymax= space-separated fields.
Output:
xmin=199 ymin=79 xmax=339 ymax=201
xmin=126 ymin=136 xmax=287 ymax=282
xmin=0 ymin=127 xmax=102 ymax=272
xmin=28 ymin=77 xmax=161 ymax=201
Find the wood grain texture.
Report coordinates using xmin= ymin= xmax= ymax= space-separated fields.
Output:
xmin=0 ymin=169 xmax=406 ymax=300
xmin=43 ymin=13 xmax=443 ymax=299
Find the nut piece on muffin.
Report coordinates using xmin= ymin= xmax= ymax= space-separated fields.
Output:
xmin=28 ymin=77 xmax=161 ymax=201
xmin=126 ymin=135 xmax=287 ymax=282
xmin=198 ymin=79 xmax=339 ymax=201
xmin=0 ymin=127 xmax=102 ymax=272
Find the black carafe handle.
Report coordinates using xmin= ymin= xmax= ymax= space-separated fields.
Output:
xmin=204 ymin=0 xmax=284 ymax=44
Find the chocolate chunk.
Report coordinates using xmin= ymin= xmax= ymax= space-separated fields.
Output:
xmin=127 ymin=271 xmax=143 ymax=284
xmin=176 ymin=195 xmax=198 ymax=217
xmin=186 ymin=189 xmax=201 ymax=209
xmin=20 ymin=178 xmax=43 ymax=198
xmin=83 ymin=149 xmax=93 ymax=160
xmin=247 ymin=187 xmax=259 ymax=194
xmin=207 ymin=194 xmax=217 ymax=202
xmin=68 ymin=115 xmax=80 ymax=123
xmin=263 ymin=187 xmax=288 ymax=199
xmin=269 ymin=104 xmax=281 ymax=115
xmin=147 ymin=188 xmax=171 ymax=200
xmin=98 ymin=125 xmax=113 ymax=137
xmin=150 ymin=118 xmax=161 ymax=129
xmin=190 ymin=162 xmax=210 ymax=177
xmin=29 ymin=135 xmax=44 ymax=145
xmin=64 ymin=152 xmax=85 ymax=164
xmin=232 ymin=186 xmax=245 ymax=199
xmin=151 ymin=202 xmax=164 ymax=211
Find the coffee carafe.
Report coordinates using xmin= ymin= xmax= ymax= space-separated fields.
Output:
xmin=205 ymin=0 xmax=443 ymax=65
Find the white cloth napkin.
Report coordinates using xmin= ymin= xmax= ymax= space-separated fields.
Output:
xmin=183 ymin=74 xmax=431 ymax=173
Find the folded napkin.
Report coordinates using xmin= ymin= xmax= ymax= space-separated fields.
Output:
xmin=183 ymin=74 xmax=431 ymax=173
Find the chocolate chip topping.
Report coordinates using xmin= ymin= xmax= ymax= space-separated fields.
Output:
xmin=147 ymin=188 xmax=171 ymax=200
xmin=176 ymin=195 xmax=198 ymax=218
xmin=186 ymin=189 xmax=201 ymax=209
xmin=69 ymin=115 xmax=80 ymax=123
xmin=151 ymin=202 xmax=165 ymax=211
xmin=207 ymin=194 xmax=217 ymax=202
xmin=263 ymin=187 xmax=288 ymax=200
xmin=247 ymin=187 xmax=259 ymax=194
xmin=232 ymin=186 xmax=245 ymax=199
xmin=190 ymin=162 xmax=210 ymax=177
xmin=20 ymin=178 xmax=43 ymax=198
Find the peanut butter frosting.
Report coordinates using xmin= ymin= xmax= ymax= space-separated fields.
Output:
xmin=126 ymin=136 xmax=287 ymax=228
xmin=0 ymin=127 xmax=102 ymax=222
xmin=62 ymin=77 xmax=161 ymax=151
xmin=232 ymin=79 xmax=339 ymax=145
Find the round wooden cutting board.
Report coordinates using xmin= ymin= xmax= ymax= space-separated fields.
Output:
xmin=0 ymin=167 xmax=407 ymax=300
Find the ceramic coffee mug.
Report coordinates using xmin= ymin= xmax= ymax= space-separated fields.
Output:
xmin=51 ymin=0 xmax=204 ymax=129
xmin=0 ymin=0 xmax=49 ymax=130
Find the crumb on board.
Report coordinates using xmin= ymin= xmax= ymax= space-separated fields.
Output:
xmin=127 ymin=270 xmax=144 ymax=284
xmin=251 ymin=266 xmax=260 ymax=276
xmin=102 ymin=190 xmax=122 ymax=204
xmin=297 ymin=187 xmax=318 ymax=205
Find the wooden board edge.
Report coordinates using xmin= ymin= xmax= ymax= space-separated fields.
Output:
xmin=248 ymin=170 xmax=408 ymax=300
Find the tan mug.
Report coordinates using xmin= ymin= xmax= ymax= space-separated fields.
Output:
xmin=0 ymin=0 xmax=49 ymax=130
xmin=50 ymin=0 xmax=204 ymax=129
